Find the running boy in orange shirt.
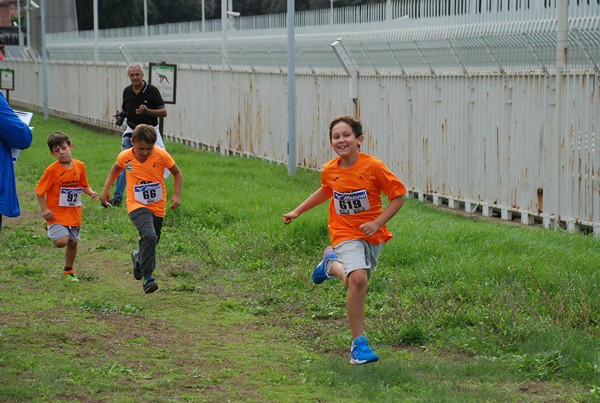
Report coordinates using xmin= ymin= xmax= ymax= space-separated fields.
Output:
xmin=100 ymin=124 xmax=183 ymax=294
xmin=36 ymin=132 xmax=99 ymax=282
xmin=283 ymin=116 xmax=406 ymax=365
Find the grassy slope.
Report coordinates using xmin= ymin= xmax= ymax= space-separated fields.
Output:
xmin=0 ymin=114 xmax=598 ymax=401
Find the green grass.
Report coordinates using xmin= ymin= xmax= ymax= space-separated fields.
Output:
xmin=0 ymin=113 xmax=598 ymax=401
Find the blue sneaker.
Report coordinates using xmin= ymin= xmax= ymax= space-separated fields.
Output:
xmin=311 ymin=246 xmax=337 ymax=284
xmin=142 ymin=274 xmax=158 ymax=294
xmin=350 ymin=336 xmax=379 ymax=365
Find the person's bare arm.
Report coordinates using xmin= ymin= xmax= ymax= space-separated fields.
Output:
xmin=283 ymin=188 xmax=330 ymax=224
xmin=168 ymin=163 xmax=183 ymax=210
xmin=358 ymin=195 xmax=405 ymax=237
xmin=36 ymin=194 xmax=53 ymax=222
xmin=100 ymin=164 xmax=123 ymax=205
xmin=137 ymin=104 xmax=167 ymax=118
xmin=83 ymin=186 xmax=98 ymax=201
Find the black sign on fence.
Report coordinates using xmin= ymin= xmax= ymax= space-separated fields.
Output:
xmin=1 ymin=69 xmax=14 ymax=102
xmin=149 ymin=62 xmax=177 ymax=104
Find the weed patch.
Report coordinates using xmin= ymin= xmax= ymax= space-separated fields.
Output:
xmin=81 ymin=300 xmax=144 ymax=315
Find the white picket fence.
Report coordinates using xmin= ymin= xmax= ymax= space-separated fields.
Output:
xmin=4 ymin=0 xmax=600 ymax=233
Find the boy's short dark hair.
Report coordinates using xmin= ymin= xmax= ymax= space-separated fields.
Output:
xmin=47 ymin=132 xmax=71 ymax=151
xmin=329 ymin=116 xmax=363 ymax=141
xmin=132 ymin=124 xmax=157 ymax=144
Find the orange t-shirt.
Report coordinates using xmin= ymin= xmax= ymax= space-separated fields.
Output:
xmin=35 ymin=159 xmax=90 ymax=227
xmin=117 ymin=146 xmax=175 ymax=217
xmin=321 ymin=153 xmax=406 ymax=247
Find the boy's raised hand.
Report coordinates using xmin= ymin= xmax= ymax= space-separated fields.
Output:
xmin=283 ymin=211 xmax=299 ymax=224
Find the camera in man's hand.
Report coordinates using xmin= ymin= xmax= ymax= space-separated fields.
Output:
xmin=115 ymin=111 xmax=127 ymax=126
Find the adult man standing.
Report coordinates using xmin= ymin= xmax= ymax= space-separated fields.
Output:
xmin=0 ymin=93 xmax=33 ymax=230
xmin=110 ymin=63 xmax=167 ymax=207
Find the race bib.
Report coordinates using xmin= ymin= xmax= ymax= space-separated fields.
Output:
xmin=134 ymin=182 xmax=163 ymax=205
xmin=59 ymin=187 xmax=83 ymax=207
xmin=333 ymin=189 xmax=370 ymax=215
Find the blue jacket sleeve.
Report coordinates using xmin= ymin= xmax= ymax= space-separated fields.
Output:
xmin=0 ymin=94 xmax=33 ymax=150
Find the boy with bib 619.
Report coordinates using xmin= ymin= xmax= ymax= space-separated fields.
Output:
xmin=283 ymin=116 xmax=406 ymax=365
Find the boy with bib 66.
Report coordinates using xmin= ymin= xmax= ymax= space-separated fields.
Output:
xmin=100 ymin=124 xmax=183 ymax=294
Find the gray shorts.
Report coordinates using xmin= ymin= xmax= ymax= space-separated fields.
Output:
xmin=331 ymin=239 xmax=384 ymax=279
xmin=48 ymin=224 xmax=81 ymax=242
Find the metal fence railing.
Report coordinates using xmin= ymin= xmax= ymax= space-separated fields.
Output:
xmin=15 ymin=0 xmax=592 ymax=76
xmin=44 ymin=0 xmax=600 ymax=42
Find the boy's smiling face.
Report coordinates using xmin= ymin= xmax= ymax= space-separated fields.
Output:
xmin=330 ymin=121 xmax=363 ymax=160
xmin=131 ymin=139 xmax=155 ymax=163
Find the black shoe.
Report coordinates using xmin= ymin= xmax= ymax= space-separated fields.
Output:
xmin=143 ymin=275 xmax=158 ymax=294
xmin=131 ymin=250 xmax=143 ymax=280
xmin=110 ymin=198 xmax=122 ymax=207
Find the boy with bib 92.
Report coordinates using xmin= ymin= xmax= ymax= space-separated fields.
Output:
xmin=283 ymin=116 xmax=406 ymax=365
xmin=100 ymin=124 xmax=183 ymax=294
xmin=36 ymin=132 xmax=99 ymax=282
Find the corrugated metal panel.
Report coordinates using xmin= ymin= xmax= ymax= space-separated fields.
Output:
xmin=7 ymin=60 xmax=600 ymax=232
xmin=30 ymin=0 xmax=598 ymax=75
